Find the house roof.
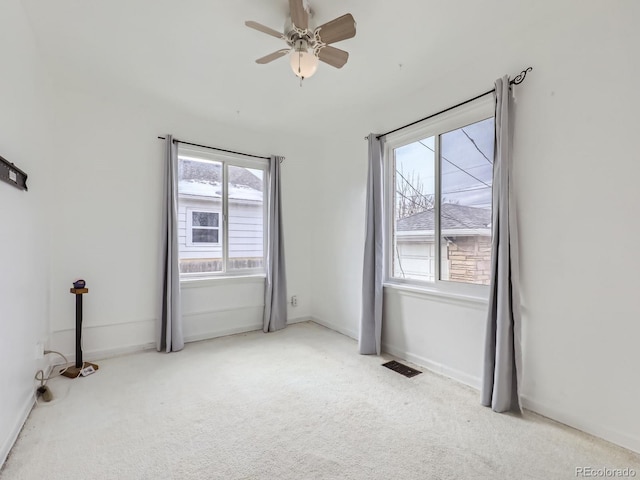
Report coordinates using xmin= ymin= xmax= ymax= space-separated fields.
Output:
xmin=396 ymin=203 xmax=491 ymax=232
xmin=178 ymin=159 xmax=263 ymax=202
xmin=179 ymin=159 xmax=263 ymax=191
xmin=179 ymin=180 xmax=263 ymax=202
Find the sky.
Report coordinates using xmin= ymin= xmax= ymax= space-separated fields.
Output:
xmin=395 ymin=117 xmax=494 ymax=208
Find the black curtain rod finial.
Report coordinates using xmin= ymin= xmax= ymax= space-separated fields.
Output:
xmin=511 ymin=67 xmax=532 ymax=85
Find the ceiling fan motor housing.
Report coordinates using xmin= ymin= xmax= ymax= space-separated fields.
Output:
xmin=292 ymin=38 xmax=310 ymax=52
xmin=285 ymin=20 xmax=317 ymax=50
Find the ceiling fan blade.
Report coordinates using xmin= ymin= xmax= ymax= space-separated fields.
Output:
xmin=315 ymin=14 xmax=356 ymax=45
xmin=245 ymin=21 xmax=284 ymax=39
xmin=318 ymin=46 xmax=349 ymax=69
xmin=289 ymin=0 xmax=308 ymax=30
xmin=255 ymin=49 xmax=290 ymax=64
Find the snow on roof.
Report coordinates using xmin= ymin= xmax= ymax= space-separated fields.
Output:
xmin=178 ymin=180 xmax=263 ymax=202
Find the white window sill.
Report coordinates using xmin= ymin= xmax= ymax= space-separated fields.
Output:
xmin=383 ymin=282 xmax=489 ymax=307
xmin=180 ymin=274 xmax=266 ymax=289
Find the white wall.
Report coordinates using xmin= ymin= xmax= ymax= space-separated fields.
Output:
xmin=309 ymin=134 xmax=363 ymax=339
xmin=0 ymin=0 xmax=55 ymax=465
xmin=310 ymin=2 xmax=640 ymax=453
xmin=178 ymin=197 xmax=264 ymax=262
xmin=47 ymin=89 xmax=315 ymax=360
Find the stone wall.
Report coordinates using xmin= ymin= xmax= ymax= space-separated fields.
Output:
xmin=445 ymin=236 xmax=492 ymax=285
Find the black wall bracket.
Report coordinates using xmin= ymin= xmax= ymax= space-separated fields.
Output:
xmin=0 ymin=154 xmax=28 ymax=191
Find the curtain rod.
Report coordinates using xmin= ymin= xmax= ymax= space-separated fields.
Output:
xmin=368 ymin=67 xmax=532 ymax=141
xmin=157 ymin=136 xmax=274 ymax=161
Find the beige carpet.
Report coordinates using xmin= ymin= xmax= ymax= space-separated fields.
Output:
xmin=2 ymin=322 xmax=639 ymax=479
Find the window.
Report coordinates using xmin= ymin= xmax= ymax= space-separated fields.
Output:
xmin=385 ymin=100 xmax=494 ymax=294
xmin=177 ymin=145 xmax=267 ymax=277
xmin=187 ymin=210 xmax=220 ymax=245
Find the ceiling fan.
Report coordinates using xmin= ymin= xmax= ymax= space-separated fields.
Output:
xmin=245 ymin=0 xmax=356 ymax=81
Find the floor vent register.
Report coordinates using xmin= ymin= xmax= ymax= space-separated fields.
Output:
xmin=382 ymin=360 xmax=422 ymax=378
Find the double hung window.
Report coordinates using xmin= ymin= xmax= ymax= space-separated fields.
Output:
xmin=177 ymin=145 xmax=267 ymax=276
xmin=385 ymin=100 xmax=494 ymax=295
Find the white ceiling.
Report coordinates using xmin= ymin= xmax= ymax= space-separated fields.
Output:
xmin=21 ymin=0 xmax=558 ymax=135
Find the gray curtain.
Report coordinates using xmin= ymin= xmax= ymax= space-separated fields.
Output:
xmin=263 ymin=156 xmax=287 ymax=332
xmin=359 ymin=134 xmax=385 ymax=355
xmin=158 ymin=135 xmax=184 ymax=352
xmin=481 ymin=77 xmax=523 ymax=412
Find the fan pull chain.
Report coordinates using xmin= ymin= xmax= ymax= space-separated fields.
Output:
xmin=297 ymin=50 xmax=304 ymax=87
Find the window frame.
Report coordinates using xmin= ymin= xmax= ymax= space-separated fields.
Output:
xmin=383 ymin=97 xmax=494 ymax=299
xmin=178 ymin=144 xmax=268 ymax=279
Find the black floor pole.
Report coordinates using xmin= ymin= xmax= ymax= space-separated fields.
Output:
xmin=75 ymin=293 xmax=83 ymax=368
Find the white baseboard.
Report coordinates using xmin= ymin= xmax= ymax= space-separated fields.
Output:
xmin=61 ymin=342 xmax=157 ymax=365
xmin=51 ymin=319 xmax=156 ymax=364
xmin=288 ymin=316 xmax=312 ymax=325
xmin=58 ymin=317 xmax=312 ymax=362
xmin=382 ymin=341 xmax=482 ymax=390
xmin=308 ymin=316 xmax=358 ymax=340
xmin=1 ymin=393 xmax=34 ymax=469
xmin=521 ymin=395 xmax=640 ymax=455
xmin=86 ymin=342 xmax=157 ymax=362
xmin=185 ymin=315 xmax=314 ymax=343
xmin=184 ymin=323 xmax=263 ymax=343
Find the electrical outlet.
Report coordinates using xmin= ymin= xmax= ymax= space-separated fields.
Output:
xmin=291 ymin=295 xmax=298 ymax=307
xmin=35 ymin=343 xmax=44 ymax=360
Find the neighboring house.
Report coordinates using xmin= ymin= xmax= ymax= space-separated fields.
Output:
xmin=395 ymin=203 xmax=492 ymax=285
xmin=178 ymin=160 xmax=264 ymax=273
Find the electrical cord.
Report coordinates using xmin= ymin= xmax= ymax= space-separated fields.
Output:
xmin=34 ymin=350 xmax=70 ymax=386
xmin=34 ymin=350 xmax=77 ymax=405
xmin=34 ymin=350 xmax=65 ymax=404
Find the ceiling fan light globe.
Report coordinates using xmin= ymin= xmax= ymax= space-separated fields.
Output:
xmin=290 ymin=50 xmax=318 ymax=78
